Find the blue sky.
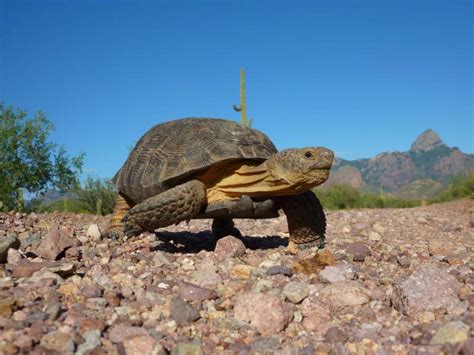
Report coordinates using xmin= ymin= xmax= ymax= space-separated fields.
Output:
xmin=1 ymin=0 xmax=472 ymax=179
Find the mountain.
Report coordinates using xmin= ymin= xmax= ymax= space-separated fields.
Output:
xmin=321 ymin=129 xmax=474 ymax=199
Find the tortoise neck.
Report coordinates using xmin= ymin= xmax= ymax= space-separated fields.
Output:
xmin=206 ymin=160 xmax=297 ymax=202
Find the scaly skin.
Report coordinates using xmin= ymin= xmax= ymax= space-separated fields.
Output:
xmin=122 ymin=180 xmax=207 ymax=236
xmin=275 ymin=191 xmax=326 ymax=249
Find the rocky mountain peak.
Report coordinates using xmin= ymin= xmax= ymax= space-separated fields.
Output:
xmin=410 ymin=129 xmax=446 ymax=153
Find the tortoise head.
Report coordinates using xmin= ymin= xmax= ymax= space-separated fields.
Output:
xmin=266 ymin=147 xmax=334 ymax=192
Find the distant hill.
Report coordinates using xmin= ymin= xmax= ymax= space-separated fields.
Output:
xmin=321 ymin=129 xmax=474 ymax=199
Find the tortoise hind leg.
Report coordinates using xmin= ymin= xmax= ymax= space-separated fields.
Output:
xmin=123 ymin=180 xmax=207 ymax=236
xmin=276 ymin=191 xmax=326 ymax=253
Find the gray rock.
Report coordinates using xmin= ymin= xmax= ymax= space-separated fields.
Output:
xmin=40 ymin=330 xmax=75 ymax=353
xmin=343 ymin=243 xmax=371 ymax=262
xmin=319 ymin=266 xmax=346 ymax=283
xmin=249 ymin=337 xmax=281 ymax=353
xmin=0 ymin=235 xmax=20 ymax=263
xmin=76 ymin=330 xmax=101 ymax=355
xmin=266 ymin=265 xmax=293 ymax=277
xmin=392 ymin=266 xmax=462 ymax=315
xmin=252 ymin=279 xmax=274 ymax=293
xmin=282 ymin=281 xmax=309 ymax=304
xmin=171 ymin=341 xmax=204 ymax=355
xmin=169 ymin=297 xmax=201 ymax=326
xmin=325 ymin=326 xmax=349 ymax=343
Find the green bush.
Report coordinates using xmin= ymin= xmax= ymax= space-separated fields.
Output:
xmin=314 ymin=184 xmax=419 ymax=210
xmin=37 ymin=177 xmax=117 ymax=215
xmin=430 ymin=171 xmax=474 ymax=203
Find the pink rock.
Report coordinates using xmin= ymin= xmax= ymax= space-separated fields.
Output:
xmin=123 ymin=335 xmax=165 ymax=355
xmin=11 ymin=260 xmax=60 ymax=278
xmin=108 ymin=324 xmax=149 ymax=343
xmin=392 ymin=266 xmax=461 ymax=315
xmin=234 ymin=292 xmax=293 ymax=336
xmin=319 ymin=281 xmax=371 ymax=307
xmin=177 ymin=281 xmax=218 ymax=302
xmin=214 ymin=236 xmax=246 ymax=260
xmin=36 ymin=224 xmax=75 ymax=261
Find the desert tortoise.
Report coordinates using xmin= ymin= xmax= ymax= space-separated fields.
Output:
xmin=106 ymin=118 xmax=333 ymax=250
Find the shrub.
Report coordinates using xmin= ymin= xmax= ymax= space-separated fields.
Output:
xmin=314 ymin=184 xmax=419 ymax=210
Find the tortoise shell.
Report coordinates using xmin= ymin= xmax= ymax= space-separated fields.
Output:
xmin=112 ymin=118 xmax=278 ymax=203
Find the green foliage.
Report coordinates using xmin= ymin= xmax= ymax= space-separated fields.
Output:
xmin=0 ymin=103 xmax=84 ymax=211
xmin=314 ymin=184 xmax=420 ymax=210
xmin=429 ymin=171 xmax=474 ymax=203
xmin=75 ymin=176 xmax=117 ymax=215
xmin=38 ymin=176 xmax=117 ymax=215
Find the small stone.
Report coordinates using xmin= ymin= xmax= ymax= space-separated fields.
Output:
xmin=372 ymin=222 xmax=386 ymax=234
xmin=460 ymin=338 xmax=474 ymax=355
xmin=392 ymin=266 xmax=461 ymax=315
xmin=325 ymin=326 xmax=349 ymax=343
xmin=104 ymin=290 xmax=121 ymax=307
xmin=266 ymin=265 xmax=293 ymax=277
xmin=282 ymin=281 xmax=309 ymax=304
xmin=189 ymin=264 xmax=222 ymax=288
xmin=234 ymin=292 xmax=293 ymax=336
xmin=171 ymin=341 xmax=204 ymax=355
xmin=418 ymin=311 xmax=435 ymax=323
xmin=0 ymin=235 xmax=20 ymax=263
xmin=177 ymin=281 xmax=218 ymax=302
xmin=76 ymin=330 xmax=101 ymax=355
xmin=36 ymin=224 xmax=75 ymax=261
xmin=252 ymin=279 xmax=274 ymax=293
xmin=319 ymin=281 xmax=371 ymax=307
xmin=169 ymin=297 xmax=201 ymax=326
xmin=368 ymin=231 xmax=382 ymax=241
xmin=13 ymin=334 xmax=33 ymax=351
xmin=123 ymin=335 xmax=165 ymax=355
xmin=11 ymin=260 xmax=58 ymax=278
xmin=417 ymin=217 xmax=428 ymax=224
xmin=108 ymin=324 xmax=149 ymax=343
xmin=428 ymin=239 xmax=455 ymax=256
xmin=214 ymin=236 xmax=246 ymax=260
xmin=343 ymin=243 xmax=371 ymax=262
xmin=231 ymin=264 xmax=255 ymax=279
xmin=40 ymin=331 xmax=75 ymax=353
xmin=80 ymin=283 xmax=103 ymax=299
xmin=0 ymin=297 xmax=16 ymax=316
xmin=249 ymin=337 xmax=281 ymax=353
xmin=7 ymin=248 xmax=22 ymax=264
xmin=319 ymin=266 xmax=346 ymax=283
xmin=86 ymin=224 xmax=102 ymax=241
xmin=430 ymin=321 xmax=470 ymax=345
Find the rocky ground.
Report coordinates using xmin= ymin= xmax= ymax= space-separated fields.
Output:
xmin=0 ymin=199 xmax=473 ymax=354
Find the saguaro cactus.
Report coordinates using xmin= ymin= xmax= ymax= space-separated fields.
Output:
xmin=233 ymin=67 xmax=252 ymax=127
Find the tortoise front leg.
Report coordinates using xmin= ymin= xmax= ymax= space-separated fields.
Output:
xmin=103 ymin=194 xmax=136 ymax=239
xmin=122 ymin=180 xmax=207 ymax=236
xmin=275 ymin=191 xmax=326 ymax=252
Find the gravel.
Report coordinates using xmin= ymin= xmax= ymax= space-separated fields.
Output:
xmin=0 ymin=199 xmax=472 ymax=353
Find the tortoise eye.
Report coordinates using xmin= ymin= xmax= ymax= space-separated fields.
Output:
xmin=305 ymin=151 xmax=313 ymax=158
